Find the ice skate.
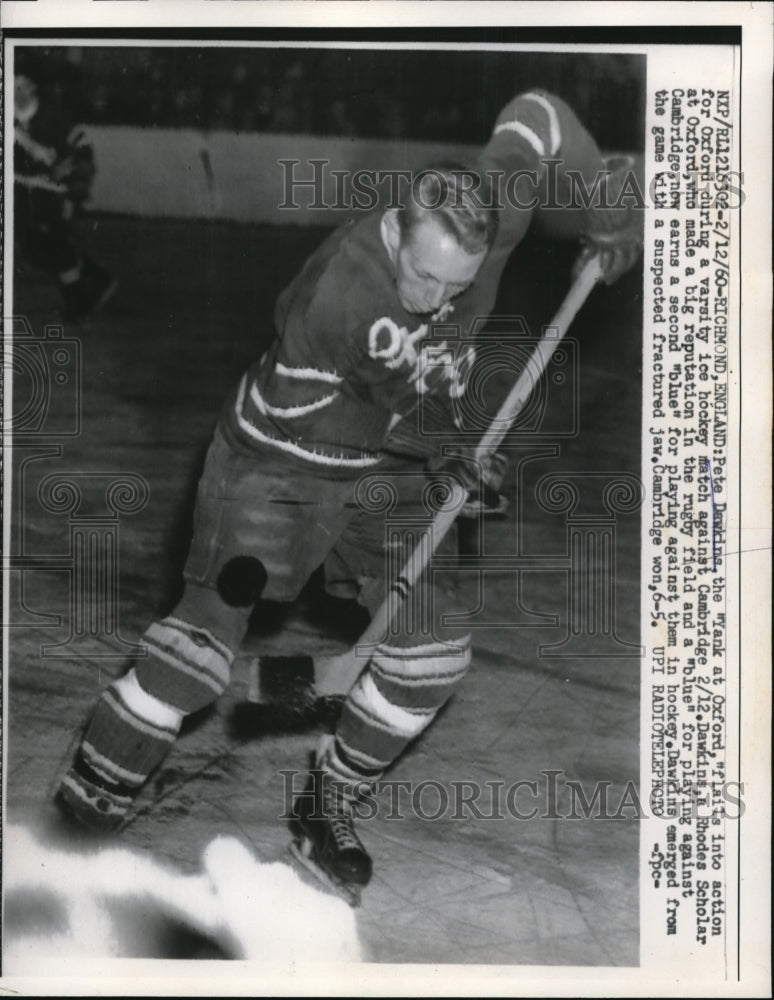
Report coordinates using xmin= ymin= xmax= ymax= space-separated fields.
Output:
xmin=289 ymin=770 xmax=372 ymax=908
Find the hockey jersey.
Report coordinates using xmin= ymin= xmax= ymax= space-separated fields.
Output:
xmin=228 ymin=210 xmax=474 ymax=473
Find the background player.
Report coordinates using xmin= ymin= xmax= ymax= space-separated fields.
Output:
xmin=14 ymin=66 xmax=117 ymax=321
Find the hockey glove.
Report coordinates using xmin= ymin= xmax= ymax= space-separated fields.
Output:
xmin=575 ymin=154 xmax=643 ymax=286
xmin=427 ymin=447 xmax=508 ymax=511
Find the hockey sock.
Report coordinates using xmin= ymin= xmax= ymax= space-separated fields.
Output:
xmin=58 ymin=667 xmax=184 ymax=829
xmin=319 ymin=634 xmax=472 ymax=801
xmin=134 ymin=615 xmax=235 ymax=713
xmin=72 ymin=613 xmax=237 ymax=791
xmin=81 ymin=667 xmax=184 ymax=785
xmin=60 ymin=612 xmax=238 ymax=829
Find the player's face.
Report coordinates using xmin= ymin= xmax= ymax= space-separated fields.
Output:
xmin=15 ymin=75 xmax=39 ymax=122
xmin=395 ymin=215 xmax=487 ymax=316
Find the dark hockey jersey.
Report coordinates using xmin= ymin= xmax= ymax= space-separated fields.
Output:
xmin=229 ymin=210 xmax=473 ymax=473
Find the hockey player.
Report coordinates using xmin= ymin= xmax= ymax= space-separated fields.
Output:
xmin=14 ymin=70 xmax=117 ymax=320
xmin=57 ymin=91 xmax=642 ymax=900
xmin=282 ymin=95 xmax=642 ymax=894
xmin=58 ymin=163 xmax=497 ymax=838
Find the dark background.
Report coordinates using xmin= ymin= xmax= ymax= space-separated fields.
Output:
xmin=17 ymin=46 xmax=645 ymax=150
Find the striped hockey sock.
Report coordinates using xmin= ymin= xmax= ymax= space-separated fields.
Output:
xmin=136 ymin=615 xmax=234 ymax=711
xmin=59 ymin=615 xmax=236 ymax=830
xmin=80 ymin=667 xmax=185 ymax=787
xmin=59 ymin=667 xmax=184 ymax=831
xmin=319 ymin=634 xmax=472 ymax=801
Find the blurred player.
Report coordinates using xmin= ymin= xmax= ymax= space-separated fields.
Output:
xmin=57 ymin=90 xmax=641 ymax=902
xmin=14 ymin=70 xmax=117 ymax=320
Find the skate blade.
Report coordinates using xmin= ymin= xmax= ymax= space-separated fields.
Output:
xmin=289 ymin=838 xmax=362 ymax=909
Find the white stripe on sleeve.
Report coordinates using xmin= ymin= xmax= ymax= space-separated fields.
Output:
xmin=492 ymin=119 xmax=546 ymax=157
xmin=522 ymin=92 xmax=562 ymax=155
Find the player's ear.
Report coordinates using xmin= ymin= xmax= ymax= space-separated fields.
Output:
xmin=381 ymin=209 xmax=402 ymax=264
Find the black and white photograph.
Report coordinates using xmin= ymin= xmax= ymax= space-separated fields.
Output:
xmin=1 ymin=3 xmax=770 ymax=995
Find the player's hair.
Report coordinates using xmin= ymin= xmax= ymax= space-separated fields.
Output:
xmin=399 ymin=163 xmax=498 ymax=255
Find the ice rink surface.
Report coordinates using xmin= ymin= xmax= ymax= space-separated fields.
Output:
xmin=6 ymin=214 xmax=642 ymax=966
